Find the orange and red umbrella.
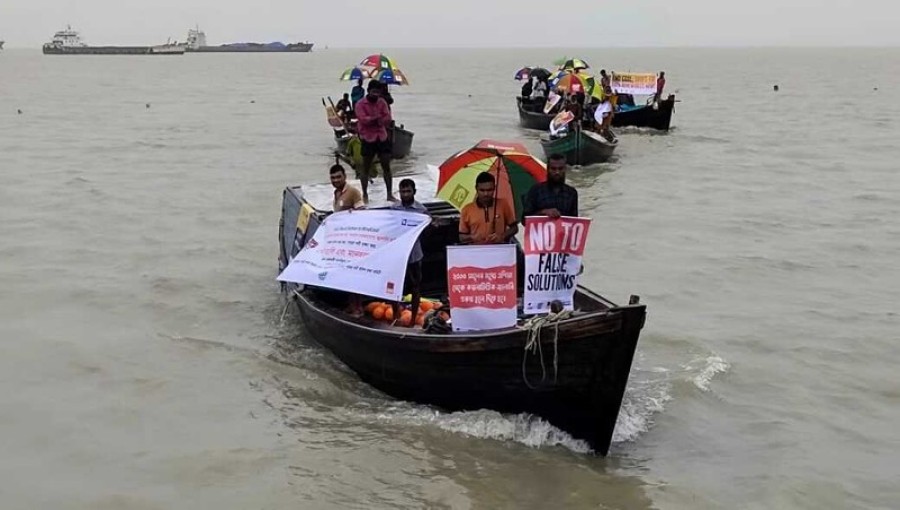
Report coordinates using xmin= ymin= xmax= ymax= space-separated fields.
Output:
xmin=437 ymin=140 xmax=547 ymax=218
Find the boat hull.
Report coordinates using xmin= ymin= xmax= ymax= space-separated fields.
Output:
xmin=290 ymin=287 xmax=644 ymax=456
xmin=42 ymin=45 xmax=184 ymax=55
xmin=540 ymin=130 xmax=617 ymax=165
xmin=613 ymin=95 xmax=675 ymax=131
xmin=391 ymin=126 xmax=414 ymax=159
xmin=186 ymin=43 xmax=313 ymax=53
xmin=517 ymin=97 xmax=553 ymax=130
xmin=518 ymin=95 xmax=676 ymax=131
xmin=334 ymin=125 xmax=414 ymax=161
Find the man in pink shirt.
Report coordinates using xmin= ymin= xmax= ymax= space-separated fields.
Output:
xmin=354 ymin=81 xmax=394 ymax=202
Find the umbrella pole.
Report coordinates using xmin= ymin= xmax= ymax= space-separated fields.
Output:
xmin=492 ymin=159 xmax=502 ymax=237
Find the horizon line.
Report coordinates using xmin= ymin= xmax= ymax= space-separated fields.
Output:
xmin=3 ymin=44 xmax=900 ymax=50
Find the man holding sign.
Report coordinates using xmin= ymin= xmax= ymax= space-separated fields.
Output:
xmin=522 ymin=156 xmax=586 ymax=313
xmin=523 ymin=154 xmax=578 ymax=219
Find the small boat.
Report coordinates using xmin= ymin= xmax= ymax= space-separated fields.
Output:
xmin=277 ymin=181 xmax=647 ymax=455
xmin=390 ymin=125 xmax=414 ymax=159
xmin=331 ymin=126 xmax=414 ymax=161
xmin=518 ymin=95 xmax=676 ymax=131
xmin=612 ymin=94 xmax=676 ymax=131
xmin=539 ymin=129 xmax=617 ymax=165
xmin=0 ymin=41 xmax=5 ymax=51
xmin=517 ymin=97 xmax=553 ymax=130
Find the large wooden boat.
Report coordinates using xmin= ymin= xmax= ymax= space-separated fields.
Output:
xmin=277 ymin=182 xmax=646 ymax=455
xmin=517 ymin=95 xmax=676 ymax=131
xmin=613 ymin=94 xmax=676 ymax=131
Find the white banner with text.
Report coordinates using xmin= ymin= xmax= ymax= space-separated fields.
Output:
xmin=277 ymin=209 xmax=429 ymax=300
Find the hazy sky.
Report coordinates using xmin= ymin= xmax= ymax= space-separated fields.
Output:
xmin=1 ymin=0 xmax=897 ymax=48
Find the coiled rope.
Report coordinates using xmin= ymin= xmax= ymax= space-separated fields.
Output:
xmin=520 ymin=310 xmax=573 ymax=389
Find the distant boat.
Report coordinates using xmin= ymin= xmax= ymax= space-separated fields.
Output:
xmin=517 ymin=95 xmax=676 ymax=131
xmin=0 ymin=40 xmax=5 ymax=51
xmin=180 ymin=26 xmax=313 ymax=53
xmin=42 ymin=26 xmax=184 ymax=55
xmin=539 ymin=129 xmax=618 ymax=166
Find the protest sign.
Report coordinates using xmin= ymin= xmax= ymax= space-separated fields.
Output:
xmin=523 ymin=216 xmax=592 ymax=313
xmin=447 ymin=245 xmax=517 ymax=331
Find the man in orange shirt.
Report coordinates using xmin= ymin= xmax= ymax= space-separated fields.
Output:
xmin=459 ymin=172 xmax=518 ymax=245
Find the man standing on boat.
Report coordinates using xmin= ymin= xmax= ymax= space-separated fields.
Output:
xmin=655 ymin=71 xmax=666 ymax=103
xmin=599 ymin=69 xmax=611 ymax=91
xmin=390 ymin=178 xmax=429 ymax=327
xmin=355 ymin=81 xmax=394 ymax=202
xmin=330 ymin=163 xmax=364 ymax=212
xmin=523 ymin=154 xmax=578 ymax=220
xmin=351 ymin=78 xmax=365 ymax=108
xmin=328 ymin=162 xmax=365 ymax=315
xmin=459 ymin=172 xmax=518 ymax=245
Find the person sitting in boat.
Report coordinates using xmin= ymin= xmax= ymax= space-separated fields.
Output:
xmin=350 ymin=78 xmax=365 ymax=108
xmin=459 ymin=172 xmax=518 ymax=245
xmin=390 ymin=178 xmax=430 ymax=327
xmin=523 ymin=153 xmax=578 ymax=220
xmin=330 ymin=163 xmax=364 ymax=212
xmin=521 ymin=77 xmax=534 ymax=101
xmin=335 ymin=93 xmax=354 ymax=122
xmin=531 ymin=78 xmax=547 ymax=101
xmin=356 ymin=81 xmax=395 ymax=202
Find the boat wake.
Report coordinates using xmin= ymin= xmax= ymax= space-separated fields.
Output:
xmin=370 ymin=404 xmax=593 ymax=453
xmin=685 ymin=355 xmax=730 ymax=392
xmin=355 ymin=366 xmax=673 ymax=454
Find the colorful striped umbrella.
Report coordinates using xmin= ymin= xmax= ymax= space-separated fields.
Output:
xmin=437 ymin=140 xmax=547 ymax=218
xmin=359 ymin=53 xmax=400 ymax=71
xmin=559 ymin=58 xmax=590 ymax=71
xmin=551 ymin=71 xmax=591 ymax=94
xmin=371 ymin=68 xmax=409 ymax=86
xmin=339 ymin=66 xmax=371 ymax=81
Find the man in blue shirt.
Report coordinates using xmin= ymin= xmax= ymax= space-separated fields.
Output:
xmin=390 ymin=179 xmax=430 ymax=326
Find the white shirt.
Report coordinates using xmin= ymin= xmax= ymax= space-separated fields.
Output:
xmin=593 ymin=101 xmax=613 ymax=124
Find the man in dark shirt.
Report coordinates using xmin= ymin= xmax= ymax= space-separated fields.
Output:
xmin=523 ymin=153 xmax=578 ymax=220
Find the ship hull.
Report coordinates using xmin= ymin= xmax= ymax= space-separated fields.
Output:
xmin=43 ymin=45 xmax=184 ymax=55
xmin=186 ymin=43 xmax=314 ymax=53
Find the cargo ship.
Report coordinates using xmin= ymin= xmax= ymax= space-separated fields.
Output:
xmin=181 ymin=27 xmax=313 ymax=53
xmin=42 ymin=26 xmax=185 ymax=55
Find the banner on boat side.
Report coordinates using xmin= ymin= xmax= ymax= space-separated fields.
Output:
xmin=523 ymin=216 xmax=592 ymax=314
xmin=277 ymin=209 xmax=430 ymax=301
xmin=446 ymin=244 xmax=517 ymax=332
xmin=611 ymin=72 xmax=657 ymax=96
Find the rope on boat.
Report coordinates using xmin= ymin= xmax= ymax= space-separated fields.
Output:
xmin=279 ymin=288 xmax=303 ymax=324
xmin=520 ymin=310 xmax=573 ymax=389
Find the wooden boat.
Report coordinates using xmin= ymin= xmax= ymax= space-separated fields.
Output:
xmin=539 ymin=129 xmax=617 ymax=165
xmin=518 ymin=95 xmax=676 ymax=131
xmin=517 ymin=97 xmax=553 ymax=130
xmin=277 ymin=182 xmax=647 ymax=455
xmin=613 ymin=94 xmax=676 ymax=131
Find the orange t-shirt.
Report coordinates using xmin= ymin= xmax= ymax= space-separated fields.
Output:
xmin=459 ymin=198 xmax=517 ymax=244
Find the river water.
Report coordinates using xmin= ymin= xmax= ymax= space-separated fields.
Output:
xmin=1 ymin=48 xmax=898 ymax=509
